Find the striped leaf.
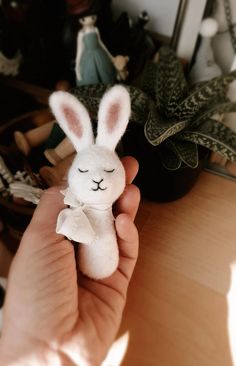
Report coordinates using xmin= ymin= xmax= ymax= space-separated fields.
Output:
xmin=72 ymin=84 xmax=151 ymax=126
xmin=72 ymin=84 xmax=109 ymax=115
xmin=135 ymin=61 xmax=159 ymax=101
xmin=180 ymin=119 xmax=236 ymax=162
xmin=144 ymin=106 xmax=190 ymax=145
xmin=165 ymin=139 xmax=199 ymax=168
xmin=158 ymin=146 xmax=182 ymax=170
xmin=194 ymin=99 xmax=236 ymax=126
xmin=172 ymin=71 xmax=236 ymax=121
xmin=155 ymin=47 xmax=188 ymax=116
xmin=127 ymin=86 xmax=154 ymax=125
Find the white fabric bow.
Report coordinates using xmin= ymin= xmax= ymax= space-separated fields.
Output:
xmin=56 ymin=189 xmax=111 ymax=244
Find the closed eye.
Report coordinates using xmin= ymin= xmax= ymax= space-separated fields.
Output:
xmin=78 ymin=168 xmax=89 ymax=173
xmin=104 ymin=169 xmax=115 ymax=173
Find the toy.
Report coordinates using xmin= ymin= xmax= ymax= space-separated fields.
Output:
xmin=14 ymin=121 xmax=56 ymax=156
xmin=113 ymin=55 xmax=129 ymax=81
xmin=44 ymin=137 xmax=75 ymax=166
xmin=75 ymin=14 xmax=117 ymax=85
xmin=189 ymin=18 xmax=222 ymax=84
xmin=49 ymin=85 xmax=131 ymax=279
xmin=39 ymin=153 xmax=75 ymax=186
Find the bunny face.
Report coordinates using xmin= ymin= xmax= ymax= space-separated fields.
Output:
xmin=68 ymin=145 xmax=125 ymax=205
xmin=49 ymin=85 xmax=131 ymax=205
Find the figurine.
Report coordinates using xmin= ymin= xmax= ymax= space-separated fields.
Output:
xmin=113 ymin=55 xmax=129 ymax=81
xmin=14 ymin=121 xmax=56 ymax=156
xmin=75 ymin=14 xmax=117 ymax=85
xmin=14 ymin=121 xmax=75 ymax=165
xmin=39 ymin=153 xmax=75 ymax=186
xmin=49 ymin=85 xmax=131 ymax=279
xmin=14 ymin=81 xmax=72 ymax=162
xmin=189 ymin=18 xmax=222 ymax=85
xmin=44 ymin=137 xmax=75 ymax=165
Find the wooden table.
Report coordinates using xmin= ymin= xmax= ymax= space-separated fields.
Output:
xmin=118 ymin=171 xmax=236 ymax=366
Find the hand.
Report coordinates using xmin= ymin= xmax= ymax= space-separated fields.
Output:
xmin=0 ymin=156 xmax=140 ymax=366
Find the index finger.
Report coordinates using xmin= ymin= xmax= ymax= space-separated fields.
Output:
xmin=121 ymin=156 xmax=139 ymax=184
xmin=29 ymin=187 xmax=66 ymax=230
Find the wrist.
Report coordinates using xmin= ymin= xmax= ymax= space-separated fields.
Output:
xmin=0 ymin=339 xmax=62 ymax=366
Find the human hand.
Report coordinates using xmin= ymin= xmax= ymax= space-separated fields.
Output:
xmin=0 ymin=156 xmax=140 ymax=366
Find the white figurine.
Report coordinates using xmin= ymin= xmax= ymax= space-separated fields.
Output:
xmin=189 ymin=18 xmax=222 ymax=84
xmin=49 ymin=85 xmax=131 ymax=279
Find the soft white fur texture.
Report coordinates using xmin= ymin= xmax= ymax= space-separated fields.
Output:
xmin=49 ymin=85 xmax=131 ymax=279
xmin=49 ymin=91 xmax=94 ymax=151
xmin=96 ymin=85 xmax=131 ymax=150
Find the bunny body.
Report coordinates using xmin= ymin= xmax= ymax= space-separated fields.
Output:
xmin=79 ymin=205 xmax=118 ymax=279
xmin=49 ymin=85 xmax=131 ymax=279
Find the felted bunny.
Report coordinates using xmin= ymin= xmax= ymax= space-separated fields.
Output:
xmin=49 ymin=85 xmax=131 ymax=279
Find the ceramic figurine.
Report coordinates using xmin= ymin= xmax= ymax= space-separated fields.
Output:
xmin=49 ymin=85 xmax=131 ymax=279
xmin=75 ymin=14 xmax=117 ymax=86
xmin=189 ymin=18 xmax=222 ymax=85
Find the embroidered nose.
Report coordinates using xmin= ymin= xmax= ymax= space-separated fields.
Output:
xmin=92 ymin=178 xmax=104 ymax=185
xmin=91 ymin=178 xmax=107 ymax=191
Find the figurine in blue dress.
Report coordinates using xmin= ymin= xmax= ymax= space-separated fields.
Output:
xmin=75 ymin=15 xmax=117 ymax=86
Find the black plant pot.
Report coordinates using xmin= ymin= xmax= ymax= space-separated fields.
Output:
xmin=123 ymin=123 xmax=208 ymax=202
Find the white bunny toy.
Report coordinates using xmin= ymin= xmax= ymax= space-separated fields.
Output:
xmin=49 ymin=85 xmax=131 ymax=279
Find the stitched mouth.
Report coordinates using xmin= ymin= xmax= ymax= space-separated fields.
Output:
xmin=91 ymin=186 xmax=107 ymax=191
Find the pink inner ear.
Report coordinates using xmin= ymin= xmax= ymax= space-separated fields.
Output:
xmin=62 ymin=105 xmax=83 ymax=138
xmin=107 ymin=102 xmax=120 ymax=133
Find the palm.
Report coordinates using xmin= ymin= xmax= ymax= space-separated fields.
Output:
xmin=59 ymin=205 xmax=138 ymax=364
xmin=71 ymin=271 xmax=129 ymax=363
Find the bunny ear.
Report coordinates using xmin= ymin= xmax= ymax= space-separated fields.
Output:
xmin=49 ymin=91 xmax=94 ymax=152
xmin=96 ymin=85 xmax=131 ymax=151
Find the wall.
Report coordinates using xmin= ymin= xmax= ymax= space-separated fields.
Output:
xmin=112 ymin=0 xmax=180 ymax=38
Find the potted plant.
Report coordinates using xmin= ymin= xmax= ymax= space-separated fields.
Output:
xmin=71 ymin=46 xmax=236 ymax=201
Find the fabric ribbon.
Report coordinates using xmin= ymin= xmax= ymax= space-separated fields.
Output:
xmin=56 ymin=188 xmax=112 ymax=244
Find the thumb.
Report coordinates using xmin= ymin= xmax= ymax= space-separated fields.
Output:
xmin=115 ymin=213 xmax=139 ymax=281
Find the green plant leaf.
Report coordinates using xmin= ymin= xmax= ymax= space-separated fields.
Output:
xmin=194 ymin=99 xmax=236 ymax=126
xmin=144 ymin=106 xmax=190 ymax=145
xmin=135 ymin=61 xmax=159 ymax=101
xmin=158 ymin=146 xmax=182 ymax=170
xmin=73 ymin=84 xmax=152 ymax=126
xmin=155 ymin=47 xmax=188 ymax=116
xmin=180 ymin=118 xmax=236 ymax=161
xmin=173 ymin=71 xmax=236 ymax=121
xmin=72 ymin=84 xmax=109 ymax=115
xmin=127 ymin=86 xmax=154 ymax=125
xmin=165 ymin=139 xmax=199 ymax=168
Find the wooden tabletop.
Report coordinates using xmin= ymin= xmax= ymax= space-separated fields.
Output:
xmin=118 ymin=171 xmax=236 ymax=366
